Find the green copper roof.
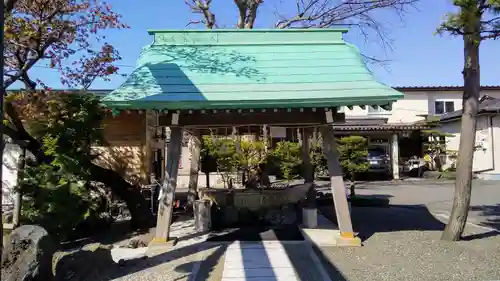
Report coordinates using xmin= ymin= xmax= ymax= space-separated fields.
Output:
xmin=102 ymin=29 xmax=403 ymax=110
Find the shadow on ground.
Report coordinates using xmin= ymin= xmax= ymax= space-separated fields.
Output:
xmin=470 ymin=203 xmax=500 ymax=230
xmin=319 ymin=197 xmax=500 ymax=242
xmin=206 ymin=225 xmax=304 ymax=242
xmin=318 ymin=194 xmax=446 ymax=241
xmin=54 ymin=223 xmax=348 ymax=281
xmin=59 ymin=214 xmax=190 ymax=250
xmin=54 ymin=247 xmax=115 ymax=281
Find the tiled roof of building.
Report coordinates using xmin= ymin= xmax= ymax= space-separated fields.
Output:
xmin=331 ymin=123 xmax=429 ymax=131
xmin=440 ymin=95 xmax=500 ymax=122
xmin=395 ymin=85 xmax=500 ymax=91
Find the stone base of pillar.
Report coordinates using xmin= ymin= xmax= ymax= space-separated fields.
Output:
xmin=302 ymin=207 xmax=318 ymax=228
xmin=149 ymin=238 xmax=177 ymax=247
xmin=335 ymin=234 xmax=362 ymax=247
xmin=194 ymin=199 xmax=212 ymax=232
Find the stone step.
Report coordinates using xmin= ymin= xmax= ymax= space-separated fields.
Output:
xmin=197 ymin=241 xmax=331 ymax=281
xmin=222 ymin=267 xmax=297 ymax=279
xmin=223 ymin=241 xmax=298 ymax=281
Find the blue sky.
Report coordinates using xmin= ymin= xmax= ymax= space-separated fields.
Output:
xmin=26 ymin=0 xmax=499 ymax=90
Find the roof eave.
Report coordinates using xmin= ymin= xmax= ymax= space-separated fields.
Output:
xmin=101 ymin=96 xmax=402 ymax=110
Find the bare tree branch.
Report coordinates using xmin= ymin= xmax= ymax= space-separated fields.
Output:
xmin=185 ymin=0 xmax=263 ymax=29
xmin=480 ymin=30 xmax=500 ymax=40
xmin=273 ymin=0 xmax=416 ymax=63
xmin=183 ymin=0 xmax=415 ymax=64
xmin=185 ymin=0 xmax=217 ymax=29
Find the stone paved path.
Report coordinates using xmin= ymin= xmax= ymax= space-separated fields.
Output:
xmin=222 ymin=241 xmax=299 ymax=281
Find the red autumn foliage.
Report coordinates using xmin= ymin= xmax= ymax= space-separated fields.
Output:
xmin=3 ymin=0 xmax=128 ymax=91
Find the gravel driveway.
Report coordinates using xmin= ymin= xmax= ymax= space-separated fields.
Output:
xmin=317 ymin=179 xmax=500 ymax=281
xmin=317 ymin=179 xmax=500 ymax=231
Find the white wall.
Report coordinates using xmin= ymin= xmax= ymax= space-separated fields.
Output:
xmin=2 ymin=143 xmax=21 ymax=207
xmin=343 ymin=89 xmax=500 ymax=124
xmin=440 ymin=115 xmax=500 ymax=175
xmin=388 ymin=92 xmax=429 ymax=123
xmin=473 ymin=116 xmax=495 ymax=172
xmin=490 ymin=115 xmax=500 ymax=175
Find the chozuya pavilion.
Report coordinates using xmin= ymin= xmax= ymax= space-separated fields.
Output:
xmin=101 ymin=28 xmax=403 ymax=246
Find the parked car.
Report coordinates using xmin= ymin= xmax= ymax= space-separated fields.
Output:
xmin=366 ymin=147 xmax=390 ymax=174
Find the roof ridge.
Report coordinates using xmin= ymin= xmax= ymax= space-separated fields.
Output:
xmin=147 ymin=28 xmax=349 ymax=34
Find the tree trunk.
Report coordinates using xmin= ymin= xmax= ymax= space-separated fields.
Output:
xmin=245 ymin=4 xmax=258 ymax=29
xmin=1 ymin=1 xmax=6 ymax=256
xmin=89 ymin=163 xmax=153 ymax=229
xmin=441 ymin=11 xmax=480 ymax=241
xmin=236 ymin=4 xmax=246 ymax=28
xmin=0 ymin=140 xmax=4 ymax=255
xmin=350 ymin=174 xmax=356 ymax=197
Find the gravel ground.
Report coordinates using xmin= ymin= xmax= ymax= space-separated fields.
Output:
xmin=315 ymin=230 xmax=500 ymax=281
xmin=89 ymin=244 xmax=215 ymax=281
xmin=53 ymin=217 xmax=212 ymax=281
xmin=317 ymin=205 xmax=500 ymax=281
xmin=55 ymin=239 xmax=219 ymax=281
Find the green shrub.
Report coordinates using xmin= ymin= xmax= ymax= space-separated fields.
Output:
xmin=20 ymin=163 xmax=107 ymax=241
xmin=270 ymin=141 xmax=302 ymax=181
xmin=18 ymin=94 xmax=111 ymax=241
xmin=337 ymin=136 xmax=370 ymax=180
xmin=337 ymin=136 xmax=370 ymax=196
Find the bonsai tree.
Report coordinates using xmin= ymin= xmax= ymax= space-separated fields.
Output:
xmin=233 ymin=139 xmax=268 ymax=187
xmin=201 ymin=135 xmax=237 ymax=188
xmin=337 ymin=136 xmax=370 ymax=197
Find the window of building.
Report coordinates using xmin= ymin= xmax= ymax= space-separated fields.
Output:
xmin=367 ymin=105 xmax=389 ymax=115
xmin=434 ymin=101 xmax=455 ymax=115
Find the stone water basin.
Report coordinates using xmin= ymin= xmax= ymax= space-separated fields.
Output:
xmin=198 ymin=183 xmax=310 ymax=210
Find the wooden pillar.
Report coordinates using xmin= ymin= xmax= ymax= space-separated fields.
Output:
xmin=188 ymin=131 xmax=202 ymax=209
xmin=301 ymin=129 xmax=314 ymax=183
xmin=301 ymin=128 xmax=317 ymax=228
xmin=391 ymin=133 xmax=400 ymax=180
xmin=154 ymin=126 xmax=183 ymax=243
xmin=301 ymin=129 xmax=315 ymax=205
xmin=321 ymin=125 xmax=360 ymax=245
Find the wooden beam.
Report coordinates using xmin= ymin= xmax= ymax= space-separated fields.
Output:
xmin=154 ymin=127 xmax=183 ymax=243
xmin=158 ymin=109 xmax=344 ymax=127
xmin=320 ymin=125 xmax=356 ymax=239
